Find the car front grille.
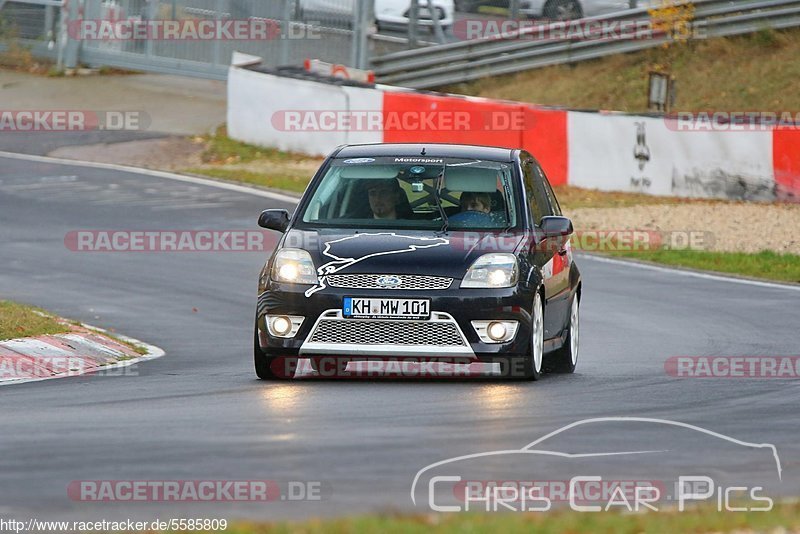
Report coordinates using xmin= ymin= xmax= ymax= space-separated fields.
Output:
xmin=325 ymin=274 xmax=453 ymax=290
xmin=306 ymin=314 xmax=466 ymax=347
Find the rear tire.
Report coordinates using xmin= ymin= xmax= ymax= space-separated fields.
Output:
xmin=254 ymin=320 xmax=296 ymax=380
xmin=547 ymin=294 xmax=579 ymax=373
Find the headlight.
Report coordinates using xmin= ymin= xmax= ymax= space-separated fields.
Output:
xmin=461 ymin=253 xmax=518 ymax=288
xmin=271 ymin=248 xmax=318 ymax=284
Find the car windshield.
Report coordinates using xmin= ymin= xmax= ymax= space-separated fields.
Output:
xmin=299 ymin=157 xmax=517 ymax=230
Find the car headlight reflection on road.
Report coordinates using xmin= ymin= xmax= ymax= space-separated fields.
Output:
xmin=272 ymin=248 xmax=318 ymax=284
xmin=461 ymin=253 xmax=518 ymax=288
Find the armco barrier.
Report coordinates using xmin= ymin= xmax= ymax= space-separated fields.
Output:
xmin=227 ymin=58 xmax=799 ymax=201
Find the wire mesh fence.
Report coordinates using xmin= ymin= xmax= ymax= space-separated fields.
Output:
xmin=0 ymin=0 xmax=380 ymax=78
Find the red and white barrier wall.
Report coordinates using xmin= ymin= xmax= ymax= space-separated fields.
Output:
xmin=227 ymin=59 xmax=799 ymax=201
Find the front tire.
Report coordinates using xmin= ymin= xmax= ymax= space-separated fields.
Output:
xmin=254 ymin=320 xmax=296 ymax=380
xmin=547 ymin=294 xmax=579 ymax=373
xmin=521 ymin=292 xmax=544 ymax=380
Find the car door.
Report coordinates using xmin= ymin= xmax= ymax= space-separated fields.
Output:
xmin=535 ymin=162 xmax=572 ymax=331
xmin=520 ymin=152 xmax=563 ymax=339
xmin=521 ymin=153 xmax=570 ymax=339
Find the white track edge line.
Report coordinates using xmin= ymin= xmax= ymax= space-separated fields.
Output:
xmin=0 ymin=150 xmax=301 ymax=204
xmin=580 ymin=254 xmax=800 ymax=292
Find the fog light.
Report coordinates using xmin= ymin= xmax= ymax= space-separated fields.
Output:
xmin=487 ymin=321 xmax=507 ymax=341
xmin=270 ymin=316 xmax=292 ymax=336
xmin=471 ymin=320 xmax=519 ymax=344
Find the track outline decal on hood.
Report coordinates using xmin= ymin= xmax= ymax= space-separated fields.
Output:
xmin=305 ymin=232 xmax=449 ymax=297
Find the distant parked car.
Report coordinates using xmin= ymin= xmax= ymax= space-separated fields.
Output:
xmin=299 ymin=0 xmax=455 ymax=30
xmin=456 ymin=0 xmax=654 ymax=21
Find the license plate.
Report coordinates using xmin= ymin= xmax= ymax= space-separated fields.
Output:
xmin=343 ymin=297 xmax=430 ymax=320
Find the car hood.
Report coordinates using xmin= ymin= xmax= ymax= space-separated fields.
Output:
xmin=284 ymin=228 xmax=526 ymax=279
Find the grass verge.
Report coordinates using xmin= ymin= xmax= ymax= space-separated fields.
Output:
xmin=0 ymin=300 xmax=70 ymax=340
xmin=183 ymin=167 xmax=310 ymax=195
xmin=0 ymin=300 xmax=148 ymax=355
xmin=184 ymin=127 xmax=322 ymax=195
xmin=219 ymin=503 xmax=800 ymax=534
xmin=607 ymin=249 xmax=800 ymax=284
xmin=442 ymin=28 xmax=800 ymax=113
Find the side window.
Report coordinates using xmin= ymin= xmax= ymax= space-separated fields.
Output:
xmin=537 ymin=166 xmax=562 ymax=216
xmin=522 ymin=157 xmax=543 ymax=224
xmin=524 ymin=157 xmax=552 ymax=224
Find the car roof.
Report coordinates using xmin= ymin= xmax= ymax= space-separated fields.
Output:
xmin=333 ymin=143 xmax=516 ymax=162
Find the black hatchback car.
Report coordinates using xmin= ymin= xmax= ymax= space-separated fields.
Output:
xmin=255 ymin=143 xmax=581 ymax=380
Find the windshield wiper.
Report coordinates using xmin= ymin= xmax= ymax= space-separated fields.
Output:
xmin=434 ymin=166 xmax=449 ymax=234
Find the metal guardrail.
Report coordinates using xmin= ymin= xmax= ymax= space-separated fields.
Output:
xmin=372 ymin=0 xmax=800 ymax=88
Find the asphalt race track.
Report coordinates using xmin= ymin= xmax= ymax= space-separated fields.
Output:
xmin=1 ymin=151 xmax=799 ymax=522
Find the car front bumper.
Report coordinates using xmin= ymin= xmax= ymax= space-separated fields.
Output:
xmin=257 ymin=280 xmax=535 ymax=361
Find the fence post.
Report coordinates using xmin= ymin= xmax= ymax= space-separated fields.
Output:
xmin=44 ymin=3 xmax=55 ymax=46
xmin=351 ymin=0 xmax=371 ymax=69
xmin=408 ymin=0 xmax=418 ymax=48
xmin=211 ymin=0 xmax=225 ymax=65
xmin=280 ymin=0 xmax=291 ymax=66
xmin=428 ymin=0 xmax=444 ymax=43
xmin=62 ymin=0 xmax=82 ymax=69
xmin=145 ymin=0 xmax=156 ymax=59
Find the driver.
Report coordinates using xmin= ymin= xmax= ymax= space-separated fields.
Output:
xmin=366 ymin=179 xmax=402 ymax=219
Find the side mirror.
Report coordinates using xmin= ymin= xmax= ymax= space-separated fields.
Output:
xmin=258 ymin=209 xmax=290 ymax=232
xmin=540 ymin=216 xmax=573 ymax=239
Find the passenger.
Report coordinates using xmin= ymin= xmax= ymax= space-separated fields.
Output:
xmin=448 ymin=191 xmax=495 ymax=225
xmin=459 ymin=192 xmax=492 ymax=214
